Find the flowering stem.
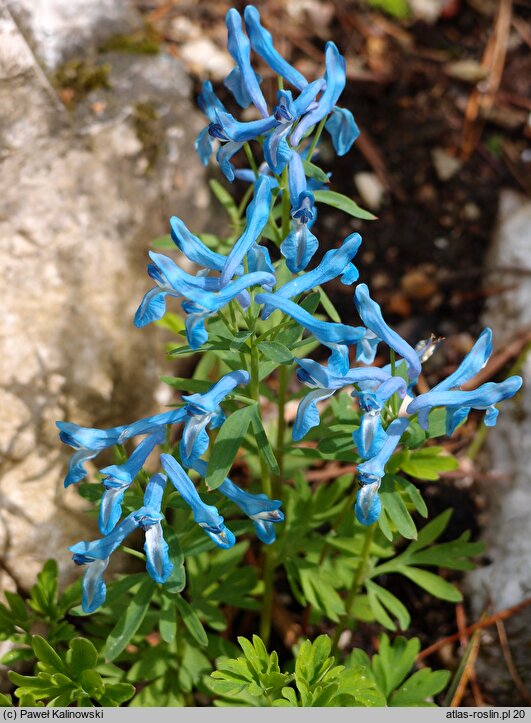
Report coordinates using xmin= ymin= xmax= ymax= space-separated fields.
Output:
xmin=331 ymin=523 xmax=375 ymax=657
xmin=305 ymin=116 xmax=327 ymax=162
xmin=244 ymin=141 xmax=260 ymax=179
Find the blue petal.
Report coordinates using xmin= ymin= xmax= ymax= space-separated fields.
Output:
xmin=179 ymin=414 xmax=211 ymax=468
xmin=287 ymin=151 xmax=307 ymax=207
xmin=100 ymin=429 xmax=164 ymax=484
xmin=144 ymin=523 xmax=173 ymax=583
xmin=264 ymin=124 xmax=293 ymax=175
xmin=353 ymin=412 xmax=387 ymax=459
xmin=217 ymin=140 xmax=244 ymax=182
xmin=432 ymin=328 xmax=493 ymax=393
xmin=446 ymin=406 xmax=471 ymax=436
xmin=170 ymin=216 xmax=237 ymax=273
xmin=99 ymin=484 xmax=127 ymax=536
xmin=253 ymin=520 xmax=277 ymax=544
xmin=355 ymin=284 xmax=421 ymax=382
xmin=160 ymin=454 xmax=235 ymax=549
xmin=224 ymin=65 xmax=263 ymax=108
xmin=197 ymin=80 xmax=226 ymax=122
xmin=247 ymin=243 xmax=275 ymax=289
xmin=57 ymin=422 xmax=126 ymax=451
xmin=134 ymin=287 xmax=171 ymax=328
xmin=355 ymin=483 xmax=381 ymax=526
xmin=295 ymin=357 xmax=391 ymax=391
xmin=408 ymin=376 xmax=523 ymax=429
xmin=264 ymin=232 xmax=361 ymax=319
xmin=357 ymin=418 xmax=410 ymax=485
xmin=280 ymin=222 xmax=319 ymax=273
xmin=79 ymin=558 xmax=109 ymax=613
xmin=226 ymin=9 xmax=269 ymax=118
xmin=290 ymin=43 xmax=347 ymax=146
xmin=325 ymin=107 xmax=360 ymax=156
xmin=244 ymin=6 xmax=308 ymax=90
xmin=178 ymin=271 xmax=276 ymax=313
xmin=182 ymin=370 xmax=250 ymax=413
xmin=215 ymin=110 xmax=277 ymax=142
xmin=195 ymin=127 xmax=213 ymax=166
xmin=221 ymin=175 xmax=273 ymax=284
xmin=63 ymin=448 xmax=99 ymax=488
xmin=292 ymin=79 xmax=326 ymax=118
xmin=256 ymin=293 xmax=365 ymax=373
xmin=183 ymin=302 xmax=209 ymax=350
xmin=293 ymin=387 xmax=335 ymax=441
xmin=118 ymin=407 xmax=187 ymax=441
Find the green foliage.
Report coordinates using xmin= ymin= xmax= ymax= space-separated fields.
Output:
xmin=210 ymin=634 xmax=448 ymax=707
xmin=312 ymin=190 xmax=377 ymax=221
xmin=0 ymin=560 xmax=79 ymax=666
xmin=8 ymin=636 xmax=134 ymax=707
xmin=347 ymin=635 xmax=450 ymax=706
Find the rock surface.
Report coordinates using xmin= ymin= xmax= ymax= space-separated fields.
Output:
xmin=466 ymin=190 xmax=531 ymax=701
xmin=0 ymin=0 xmax=209 ymax=592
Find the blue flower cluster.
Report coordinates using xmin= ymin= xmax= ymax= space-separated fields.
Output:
xmin=57 ymin=5 xmax=522 ymax=612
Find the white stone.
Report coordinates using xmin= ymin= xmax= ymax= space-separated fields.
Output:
xmin=354 ymin=172 xmax=385 ymax=211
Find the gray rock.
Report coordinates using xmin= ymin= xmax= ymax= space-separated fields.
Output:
xmin=466 ymin=190 xmax=531 ymax=701
xmin=5 ymin=0 xmax=141 ymax=69
xmin=0 ymin=4 xmax=209 ymax=592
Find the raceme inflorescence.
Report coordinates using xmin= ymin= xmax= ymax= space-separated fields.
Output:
xmin=57 ymin=4 xmax=522 ymax=616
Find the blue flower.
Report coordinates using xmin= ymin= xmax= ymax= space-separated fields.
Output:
xmin=263 ymin=230 xmax=361 ymax=320
xmin=279 ymin=151 xmax=318 ymax=272
xmin=292 ymin=358 xmax=392 ymax=441
xmin=179 ymin=370 xmax=250 ymax=467
xmin=220 ymin=174 xmax=273 ymax=285
xmin=255 ymin=293 xmax=365 ymax=375
xmin=98 ymin=428 xmax=165 ymax=535
xmin=325 ymin=107 xmax=360 ymax=157
xmin=289 ymin=42 xmax=347 ymax=147
xmin=243 ymin=5 xmax=308 ymax=91
xmin=226 ymin=8 xmax=269 ymax=119
xmin=354 ymin=283 xmax=422 ymax=381
xmin=195 ymin=81 xmax=228 ymax=165
xmin=160 ymin=454 xmax=235 ymax=549
xmin=57 ymin=408 xmax=186 ymax=488
xmin=136 ymin=177 xmax=275 ymax=347
xmin=353 ymin=377 xmax=407 ymax=459
xmin=69 ymin=474 xmax=172 ymax=612
xmin=192 ymin=459 xmax=284 ymax=544
xmin=407 ymin=376 xmax=522 ymax=436
xmin=355 ymin=417 xmax=410 ymax=526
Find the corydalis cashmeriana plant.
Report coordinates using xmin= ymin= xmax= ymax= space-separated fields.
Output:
xmin=57 ymin=4 xmax=522 ymax=614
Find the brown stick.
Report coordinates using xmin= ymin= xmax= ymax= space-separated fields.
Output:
xmin=450 ymin=631 xmax=482 ymax=707
xmin=496 ymin=619 xmax=531 ymax=704
xmin=417 ymin=597 xmax=531 ymax=661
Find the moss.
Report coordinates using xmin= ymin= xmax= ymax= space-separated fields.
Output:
xmin=99 ymin=23 xmax=161 ymax=55
xmin=132 ymin=102 xmax=162 ymax=173
xmin=53 ymin=59 xmax=111 ymax=107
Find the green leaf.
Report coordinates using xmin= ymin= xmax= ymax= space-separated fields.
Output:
xmin=371 ymin=634 xmax=420 ymax=698
xmin=313 ymin=190 xmax=377 ymax=221
xmin=209 ymin=179 xmax=239 ymax=224
xmin=159 ymin=596 xmax=177 ymax=644
xmin=155 ymin=312 xmax=185 ymax=335
xmin=396 ymin=566 xmax=462 ymax=602
xmin=32 ymin=636 xmax=70 ymax=676
xmin=160 ymin=376 xmax=212 ymax=393
xmin=428 ymin=408 xmax=447 ymax=438
xmin=366 ymin=581 xmax=411 ymax=631
xmin=408 ymin=509 xmax=452 ymax=553
xmin=318 ymin=286 xmax=341 ymax=323
xmin=163 ymin=527 xmax=186 ymax=593
xmin=258 ymin=341 xmax=293 ymax=364
xmin=301 ymin=159 xmax=330 ymax=184
xmin=390 ymin=668 xmax=450 ymax=706
xmin=379 ymin=475 xmax=417 ymax=539
xmin=0 ymin=693 xmax=13 ymax=706
xmin=249 ymin=406 xmax=280 ymax=475
xmin=105 ymin=578 xmax=156 ymax=661
xmin=66 ymin=638 xmax=98 ymax=673
xmin=205 ymin=404 xmax=255 ymax=490
xmin=392 ymin=475 xmax=428 ymax=517
xmin=174 ymin=595 xmax=208 ymax=647
xmin=399 ymin=446 xmax=458 ymax=481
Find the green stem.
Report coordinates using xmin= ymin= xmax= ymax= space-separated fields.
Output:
xmin=272 ymin=364 xmax=288 ymax=499
xmin=244 ymin=142 xmax=259 ymax=179
xmin=305 ymin=116 xmax=327 ymax=162
xmin=281 ymin=167 xmax=291 ymax=239
xmin=331 ymin=524 xmax=375 ymax=657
